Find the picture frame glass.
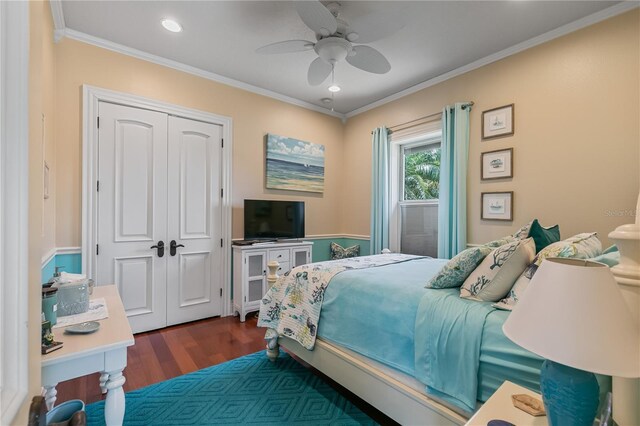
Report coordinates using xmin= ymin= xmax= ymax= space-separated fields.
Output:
xmin=481 ymin=149 xmax=512 ymax=180
xmin=482 ymin=192 xmax=513 ymax=221
xmin=482 ymin=104 xmax=514 ymax=139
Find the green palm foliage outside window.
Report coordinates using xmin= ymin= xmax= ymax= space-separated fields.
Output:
xmin=403 ymin=146 xmax=440 ymax=200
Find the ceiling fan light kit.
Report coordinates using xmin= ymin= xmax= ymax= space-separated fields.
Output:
xmin=257 ymin=1 xmax=395 ymax=87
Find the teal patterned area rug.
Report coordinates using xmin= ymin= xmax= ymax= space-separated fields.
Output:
xmin=86 ymin=350 xmax=377 ymax=425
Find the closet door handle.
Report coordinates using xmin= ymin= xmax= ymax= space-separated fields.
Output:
xmin=150 ymin=241 xmax=165 ymax=257
xmin=170 ymin=240 xmax=185 ymax=256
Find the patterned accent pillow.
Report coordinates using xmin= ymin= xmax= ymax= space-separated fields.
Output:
xmin=532 ymin=232 xmax=602 ymax=266
xmin=493 ymin=263 xmax=537 ymax=310
xmin=486 ymin=236 xmax=516 ymax=247
xmin=494 ymin=233 xmax=603 ymax=310
xmin=426 ymin=246 xmax=493 ymax=289
xmin=330 ymin=242 xmax=360 ymax=260
xmin=512 ymin=221 xmax=533 ymax=240
xmin=460 ymin=238 xmax=536 ymax=302
xmin=425 ymin=237 xmax=515 ymax=289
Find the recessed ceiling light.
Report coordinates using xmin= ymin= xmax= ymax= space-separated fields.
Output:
xmin=321 ymin=98 xmax=332 ymax=104
xmin=328 ymin=85 xmax=341 ymax=93
xmin=161 ymin=19 xmax=182 ymax=33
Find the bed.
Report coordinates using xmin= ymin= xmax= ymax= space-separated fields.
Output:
xmin=257 ymin=223 xmax=636 ymax=425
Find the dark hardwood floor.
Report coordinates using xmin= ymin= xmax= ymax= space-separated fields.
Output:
xmin=55 ymin=313 xmax=396 ymax=425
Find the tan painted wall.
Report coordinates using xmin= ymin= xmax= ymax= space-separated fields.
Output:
xmin=53 ymin=39 xmax=344 ymax=246
xmin=18 ymin=1 xmax=56 ymax=422
xmin=342 ymin=10 xmax=640 ymax=247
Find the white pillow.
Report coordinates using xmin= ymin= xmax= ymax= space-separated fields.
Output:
xmin=460 ymin=238 xmax=536 ymax=302
xmin=494 ymin=232 xmax=603 ymax=310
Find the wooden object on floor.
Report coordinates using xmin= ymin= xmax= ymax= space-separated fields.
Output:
xmin=465 ymin=381 xmax=548 ymax=426
xmin=41 ymin=285 xmax=134 ymax=426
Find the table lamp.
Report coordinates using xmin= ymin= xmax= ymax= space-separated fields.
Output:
xmin=503 ymin=258 xmax=640 ymax=426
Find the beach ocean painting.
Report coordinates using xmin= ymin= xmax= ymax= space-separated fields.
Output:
xmin=266 ymin=134 xmax=325 ymax=193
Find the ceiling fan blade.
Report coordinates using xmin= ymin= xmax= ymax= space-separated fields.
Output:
xmin=256 ymin=40 xmax=315 ymax=54
xmin=295 ymin=1 xmax=338 ymax=37
xmin=346 ymin=45 xmax=391 ymax=74
xmin=307 ymin=57 xmax=332 ymax=86
xmin=347 ymin=12 xmax=405 ymax=44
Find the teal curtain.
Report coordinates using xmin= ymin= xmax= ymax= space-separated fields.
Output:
xmin=438 ymin=103 xmax=472 ymax=259
xmin=370 ymin=127 xmax=390 ymax=255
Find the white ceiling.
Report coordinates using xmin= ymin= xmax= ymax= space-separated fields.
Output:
xmin=58 ymin=1 xmax=625 ymax=116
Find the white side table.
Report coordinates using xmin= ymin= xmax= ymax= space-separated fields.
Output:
xmin=41 ymin=285 xmax=134 ymax=426
xmin=466 ymin=381 xmax=548 ymax=426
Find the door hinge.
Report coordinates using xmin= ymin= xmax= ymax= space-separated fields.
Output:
xmin=97 ymin=116 xmax=100 ymax=128
xmin=96 ymin=180 xmax=100 ymax=192
xmin=220 ymin=188 xmax=223 ymax=198
xmin=220 ymin=238 xmax=223 ymax=247
xmin=220 ymin=288 xmax=223 ymax=297
xmin=221 ymin=138 xmax=224 ymax=148
xmin=244 ymin=258 xmax=246 ymax=264
xmin=96 ymin=244 xmax=99 ymax=255
xmin=244 ymin=296 xmax=246 ymax=302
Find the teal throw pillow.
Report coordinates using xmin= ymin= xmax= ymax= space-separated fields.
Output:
xmin=426 ymin=246 xmax=493 ymax=289
xmin=330 ymin=242 xmax=360 ymax=260
xmin=528 ymin=219 xmax=560 ymax=253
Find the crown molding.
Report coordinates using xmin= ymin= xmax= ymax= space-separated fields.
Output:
xmin=345 ymin=1 xmax=640 ymax=118
xmin=49 ymin=0 xmax=66 ymax=43
xmin=58 ymin=28 xmax=346 ymax=120
xmin=50 ymin=1 xmax=638 ymax=121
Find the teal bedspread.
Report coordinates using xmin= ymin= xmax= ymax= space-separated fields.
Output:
xmin=415 ymin=288 xmax=496 ymax=412
xmin=316 ymin=257 xmax=545 ymax=414
xmin=317 ymin=257 xmax=448 ymax=374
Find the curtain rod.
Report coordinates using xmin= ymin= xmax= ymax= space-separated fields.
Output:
xmin=371 ymin=101 xmax=474 ymax=135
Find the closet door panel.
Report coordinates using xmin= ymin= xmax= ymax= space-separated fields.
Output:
xmin=166 ymin=116 xmax=222 ymax=326
xmin=97 ymin=102 xmax=168 ymax=334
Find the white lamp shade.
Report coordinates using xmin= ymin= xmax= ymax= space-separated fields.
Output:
xmin=503 ymin=258 xmax=640 ymax=378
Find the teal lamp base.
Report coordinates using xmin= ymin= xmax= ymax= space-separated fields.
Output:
xmin=539 ymin=360 xmax=600 ymax=426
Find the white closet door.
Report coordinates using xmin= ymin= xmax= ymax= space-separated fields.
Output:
xmin=166 ymin=116 xmax=222 ymax=326
xmin=97 ymin=102 xmax=168 ymax=333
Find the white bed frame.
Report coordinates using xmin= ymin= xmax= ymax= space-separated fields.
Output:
xmin=263 ymin=200 xmax=640 ymax=425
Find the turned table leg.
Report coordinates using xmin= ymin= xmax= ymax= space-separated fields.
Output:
xmin=43 ymin=384 xmax=58 ymax=411
xmin=99 ymin=372 xmax=109 ymax=394
xmin=103 ymin=369 xmax=126 ymax=426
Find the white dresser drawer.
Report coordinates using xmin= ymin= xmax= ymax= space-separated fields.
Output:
xmin=275 ymin=262 xmax=290 ymax=275
xmin=269 ymin=249 xmax=290 ymax=262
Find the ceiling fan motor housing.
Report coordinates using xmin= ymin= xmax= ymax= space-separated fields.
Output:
xmin=314 ymin=37 xmax=352 ymax=64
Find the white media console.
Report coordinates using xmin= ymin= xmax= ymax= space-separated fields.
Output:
xmin=232 ymin=241 xmax=313 ymax=321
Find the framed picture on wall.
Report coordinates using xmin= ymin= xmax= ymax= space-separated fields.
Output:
xmin=482 ymin=104 xmax=514 ymax=140
xmin=481 ymin=148 xmax=513 ymax=180
xmin=481 ymin=191 xmax=513 ymax=221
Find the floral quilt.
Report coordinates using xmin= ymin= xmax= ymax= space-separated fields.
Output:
xmin=258 ymin=253 xmax=422 ymax=349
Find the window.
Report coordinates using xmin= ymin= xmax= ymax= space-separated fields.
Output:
xmin=389 ymin=129 xmax=441 ymax=257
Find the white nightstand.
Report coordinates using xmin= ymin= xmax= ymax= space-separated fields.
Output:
xmin=465 ymin=381 xmax=548 ymax=426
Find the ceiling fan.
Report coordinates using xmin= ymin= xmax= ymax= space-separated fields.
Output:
xmin=256 ymin=1 xmax=401 ymax=86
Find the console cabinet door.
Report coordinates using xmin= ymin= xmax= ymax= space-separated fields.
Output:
xmin=244 ymin=251 xmax=266 ymax=305
xmin=292 ymin=247 xmax=311 ymax=268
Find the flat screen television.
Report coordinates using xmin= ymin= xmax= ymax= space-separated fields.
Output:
xmin=244 ymin=199 xmax=305 ymax=240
